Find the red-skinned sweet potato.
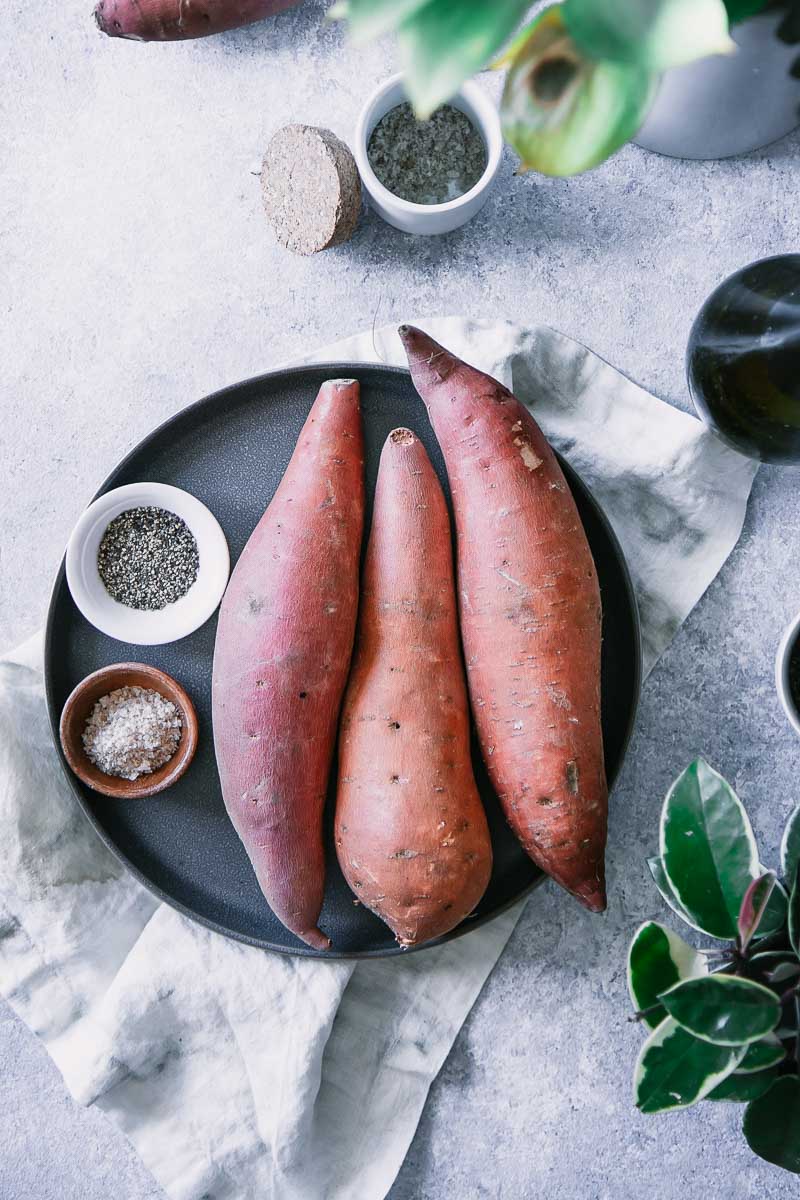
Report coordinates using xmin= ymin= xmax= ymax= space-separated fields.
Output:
xmin=336 ymin=428 xmax=492 ymax=947
xmin=94 ymin=0 xmax=300 ymax=41
xmin=399 ymin=327 xmax=607 ymax=913
xmin=212 ymin=379 xmax=364 ymax=950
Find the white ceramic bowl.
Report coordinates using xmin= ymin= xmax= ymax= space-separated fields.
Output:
xmin=66 ymin=482 xmax=230 ymax=645
xmin=354 ymin=74 xmax=503 ymax=235
xmin=775 ymin=609 xmax=800 ymax=737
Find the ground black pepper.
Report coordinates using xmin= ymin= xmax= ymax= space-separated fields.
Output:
xmin=97 ymin=506 xmax=199 ymax=610
xmin=367 ymin=103 xmax=487 ymax=205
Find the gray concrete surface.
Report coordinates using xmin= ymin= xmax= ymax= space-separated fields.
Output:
xmin=2 ymin=1 xmax=800 ymax=1197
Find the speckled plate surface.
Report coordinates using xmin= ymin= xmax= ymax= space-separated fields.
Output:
xmin=45 ymin=364 xmax=641 ymax=958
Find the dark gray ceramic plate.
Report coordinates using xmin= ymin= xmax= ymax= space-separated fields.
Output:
xmin=45 ymin=363 xmax=641 ymax=958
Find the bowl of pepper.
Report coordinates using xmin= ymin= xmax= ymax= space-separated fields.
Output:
xmin=354 ymin=73 xmax=503 ymax=236
xmin=59 ymin=662 xmax=198 ymax=799
xmin=65 ymin=482 xmax=229 ymax=644
xmin=776 ymin=609 xmax=800 ymax=737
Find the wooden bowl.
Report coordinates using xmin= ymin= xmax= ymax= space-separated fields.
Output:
xmin=59 ymin=663 xmax=198 ymax=799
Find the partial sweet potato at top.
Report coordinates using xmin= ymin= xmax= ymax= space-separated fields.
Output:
xmin=400 ymin=326 xmax=607 ymax=913
xmin=94 ymin=0 xmax=300 ymax=41
xmin=212 ymin=379 xmax=364 ymax=950
xmin=336 ymin=428 xmax=492 ymax=947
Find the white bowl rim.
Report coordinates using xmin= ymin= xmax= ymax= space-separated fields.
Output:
xmin=775 ymin=607 xmax=800 ymax=736
xmin=354 ymin=73 xmax=504 ymax=216
xmin=65 ymin=482 xmax=230 ymax=646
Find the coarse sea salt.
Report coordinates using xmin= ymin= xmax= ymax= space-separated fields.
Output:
xmin=82 ymin=685 xmax=182 ymax=780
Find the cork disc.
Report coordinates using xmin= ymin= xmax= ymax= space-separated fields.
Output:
xmin=262 ymin=125 xmax=362 ymax=255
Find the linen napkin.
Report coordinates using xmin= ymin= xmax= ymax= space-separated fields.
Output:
xmin=0 ymin=317 xmax=757 ymax=1200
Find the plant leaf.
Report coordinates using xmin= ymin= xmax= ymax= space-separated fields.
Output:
xmin=634 ymin=1017 xmax=746 ymax=1113
xmin=790 ymin=863 xmax=800 ymax=958
xmin=707 ymin=1065 xmax=779 ymax=1102
xmin=767 ymin=961 xmax=800 ymax=985
xmin=749 ymin=950 xmax=794 ymax=968
xmin=628 ymin=921 xmax=707 ymax=1028
xmin=735 ymin=1035 xmax=786 ymax=1074
xmin=331 ymin=0 xmax=433 ymax=46
xmin=723 ymin=0 xmax=768 ymax=22
xmin=744 ymin=1076 xmax=800 ymax=1173
xmin=500 ymin=8 xmax=657 ymax=177
xmin=781 ymin=805 xmax=800 ymax=882
xmin=757 ymin=873 xmax=788 ymax=938
xmin=646 ymin=856 xmax=707 ymax=931
xmin=660 ymin=759 xmax=760 ymax=941
xmin=562 ymin=0 xmax=735 ymax=71
xmin=396 ymin=0 xmax=531 ymax=117
xmin=738 ymin=872 xmax=778 ymax=951
xmin=659 ymin=974 xmax=781 ymax=1046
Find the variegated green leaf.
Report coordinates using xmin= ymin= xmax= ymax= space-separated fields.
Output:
xmin=790 ymin=863 xmax=800 ymax=958
xmin=628 ymin=921 xmax=707 ymax=1029
xmin=735 ymin=1034 xmax=786 ymax=1075
xmin=781 ymin=806 xmax=800 ymax=884
xmin=646 ymin=856 xmax=706 ymax=932
xmin=707 ymin=1065 xmax=779 ymax=1102
xmin=749 ymin=950 xmax=795 ymax=969
xmin=766 ymin=961 xmax=800 ymax=984
xmin=660 ymin=760 xmax=760 ymax=940
xmin=758 ymin=874 xmax=788 ymax=938
xmin=659 ymin=974 xmax=780 ymax=1046
xmin=739 ymin=872 xmax=777 ymax=951
xmin=562 ymin=0 xmax=735 ymax=71
xmin=744 ymin=1076 xmax=800 ymax=1173
xmin=634 ymin=1017 xmax=746 ymax=1113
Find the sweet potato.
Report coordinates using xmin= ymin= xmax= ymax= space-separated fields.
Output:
xmin=399 ymin=327 xmax=607 ymax=913
xmin=94 ymin=0 xmax=299 ymax=41
xmin=336 ymin=428 xmax=492 ymax=947
xmin=212 ymin=379 xmax=364 ymax=950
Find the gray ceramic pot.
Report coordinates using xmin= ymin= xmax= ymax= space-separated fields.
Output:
xmin=634 ymin=8 xmax=800 ymax=160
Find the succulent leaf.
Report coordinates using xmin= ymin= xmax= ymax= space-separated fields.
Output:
xmin=634 ymin=1017 xmax=746 ymax=1113
xmin=707 ymin=1065 xmax=779 ymax=1102
xmin=628 ymin=921 xmax=707 ymax=1028
xmin=781 ymin=805 xmax=800 ymax=882
xmin=789 ymin=863 xmax=800 ymax=957
xmin=646 ymin=856 xmax=706 ymax=932
xmin=660 ymin=759 xmax=760 ymax=941
xmin=738 ymin=872 xmax=778 ymax=951
xmin=744 ymin=1076 xmax=800 ymax=1172
xmin=757 ymin=873 xmax=788 ymax=937
xmin=735 ymin=1034 xmax=786 ymax=1074
xmin=659 ymin=974 xmax=781 ymax=1046
xmin=767 ymin=961 xmax=800 ymax=984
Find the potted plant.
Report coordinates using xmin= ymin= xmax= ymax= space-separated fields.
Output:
xmin=635 ymin=1 xmax=800 ymax=158
xmin=334 ymin=0 xmax=800 ymax=173
xmin=627 ymin=758 xmax=800 ymax=1173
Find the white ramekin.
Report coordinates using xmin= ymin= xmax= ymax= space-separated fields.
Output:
xmin=776 ymin=609 xmax=800 ymax=737
xmin=354 ymin=73 xmax=503 ymax=236
xmin=65 ymin=482 xmax=230 ymax=645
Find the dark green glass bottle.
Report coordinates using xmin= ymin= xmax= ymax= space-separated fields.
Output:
xmin=687 ymin=254 xmax=800 ymax=464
